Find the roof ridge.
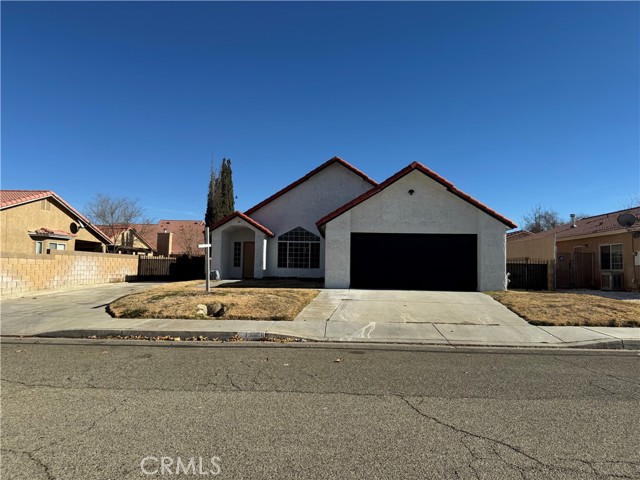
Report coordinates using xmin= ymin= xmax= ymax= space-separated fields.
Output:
xmin=244 ymin=156 xmax=377 ymax=216
xmin=317 ymin=162 xmax=516 ymax=229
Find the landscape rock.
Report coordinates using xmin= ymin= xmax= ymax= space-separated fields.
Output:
xmin=195 ymin=304 xmax=208 ymax=318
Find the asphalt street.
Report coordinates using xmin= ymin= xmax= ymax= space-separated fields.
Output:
xmin=1 ymin=340 xmax=639 ymax=479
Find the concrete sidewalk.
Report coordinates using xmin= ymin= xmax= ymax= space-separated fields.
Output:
xmin=3 ymin=314 xmax=639 ymax=350
xmin=1 ymin=283 xmax=638 ymax=349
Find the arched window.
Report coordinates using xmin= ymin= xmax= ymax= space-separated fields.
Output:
xmin=277 ymin=227 xmax=320 ymax=269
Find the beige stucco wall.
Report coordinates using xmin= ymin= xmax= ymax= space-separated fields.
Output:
xmin=1 ymin=199 xmax=106 ymax=254
xmin=0 ymin=250 xmax=138 ymax=297
xmin=507 ymin=236 xmax=556 ymax=260
xmin=556 ymin=231 xmax=637 ymax=291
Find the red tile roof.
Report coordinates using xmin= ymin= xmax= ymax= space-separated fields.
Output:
xmin=30 ymin=227 xmax=76 ymax=238
xmin=0 ymin=190 xmax=53 ymax=208
xmin=130 ymin=220 xmax=206 ymax=255
xmin=317 ymin=162 xmax=517 ymax=229
xmin=507 ymin=230 xmax=534 ymax=240
xmin=509 ymin=207 xmax=640 ymax=242
xmin=209 ymin=211 xmax=274 ymax=237
xmin=1 ymin=190 xmax=112 ymax=244
xmin=244 ymin=156 xmax=377 ymax=216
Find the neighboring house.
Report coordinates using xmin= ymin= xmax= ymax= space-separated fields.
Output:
xmin=507 ymin=230 xmax=534 ymax=241
xmin=507 ymin=207 xmax=640 ymax=291
xmin=111 ymin=220 xmax=206 ymax=257
xmin=96 ymin=225 xmax=155 ymax=255
xmin=210 ymin=157 xmax=516 ymax=291
xmin=0 ymin=190 xmax=111 ymax=254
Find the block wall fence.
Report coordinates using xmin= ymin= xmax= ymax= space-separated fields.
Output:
xmin=1 ymin=250 xmax=138 ymax=297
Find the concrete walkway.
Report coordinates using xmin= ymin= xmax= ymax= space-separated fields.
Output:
xmin=1 ymin=284 xmax=638 ymax=349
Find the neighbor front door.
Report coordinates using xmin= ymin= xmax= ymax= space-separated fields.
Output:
xmin=242 ymin=242 xmax=255 ymax=278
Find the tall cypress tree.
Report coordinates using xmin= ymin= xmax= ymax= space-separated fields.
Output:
xmin=223 ymin=158 xmax=235 ymax=215
xmin=204 ymin=162 xmax=216 ymax=227
xmin=206 ymin=157 xmax=235 ymax=226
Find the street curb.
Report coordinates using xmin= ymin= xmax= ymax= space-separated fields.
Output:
xmin=8 ymin=329 xmax=639 ymax=350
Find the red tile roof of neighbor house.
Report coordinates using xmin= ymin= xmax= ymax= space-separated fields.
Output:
xmin=131 ymin=220 xmax=206 ymax=255
xmin=244 ymin=156 xmax=378 ymax=216
xmin=0 ymin=190 xmax=112 ymax=244
xmin=316 ymin=162 xmax=518 ymax=229
xmin=509 ymin=206 xmax=640 ymax=242
xmin=209 ymin=212 xmax=275 ymax=237
xmin=507 ymin=230 xmax=535 ymax=240
xmin=30 ymin=227 xmax=76 ymax=238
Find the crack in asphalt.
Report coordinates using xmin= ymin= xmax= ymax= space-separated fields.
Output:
xmin=398 ymin=396 xmax=639 ymax=479
xmin=1 ymin=448 xmax=55 ymax=480
xmin=3 ymin=376 xmax=638 ymax=480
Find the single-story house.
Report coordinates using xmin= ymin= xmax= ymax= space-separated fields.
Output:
xmin=96 ymin=224 xmax=156 ymax=255
xmin=507 ymin=207 xmax=640 ymax=291
xmin=210 ymin=157 xmax=516 ymax=291
xmin=103 ymin=220 xmax=205 ymax=257
xmin=0 ymin=190 xmax=112 ymax=254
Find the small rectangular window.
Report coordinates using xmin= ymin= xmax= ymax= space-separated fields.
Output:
xmin=233 ymin=242 xmax=241 ymax=267
xmin=35 ymin=241 xmax=43 ymax=254
xmin=600 ymin=243 xmax=622 ymax=271
xmin=48 ymin=242 xmax=66 ymax=251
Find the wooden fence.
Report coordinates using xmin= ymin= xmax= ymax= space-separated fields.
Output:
xmin=506 ymin=258 xmax=549 ymax=290
xmin=137 ymin=256 xmax=205 ymax=281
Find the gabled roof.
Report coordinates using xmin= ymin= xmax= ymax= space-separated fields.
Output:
xmin=1 ymin=190 xmax=112 ymax=244
xmin=96 ymin=224 xmax=155 ymax=250
xmin=1 ymin=190 xmax=53 ymax=208
xmin=510 ymin=206 xmax=640 ymax=242
xmin=244 ymin=156 xmax=377 ymax=216
xmin=127 ymin=220 xmax=205 ymax=255
xmin=317 ymin=162 xmax=517 ymax=229
xmin=507 ymin=230 xmax=534 ymax=240
xmin=210 ymin=211 xmax=274 ymax=237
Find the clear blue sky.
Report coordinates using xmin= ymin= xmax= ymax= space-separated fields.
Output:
xmin=2 ymin=2 xmax=639 ymax=228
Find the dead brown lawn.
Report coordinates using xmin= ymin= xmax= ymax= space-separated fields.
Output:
xmin=108 ymin=280 xmax=320 ymax=321
xmin=488 ymin=291 xmax=640 ymax=327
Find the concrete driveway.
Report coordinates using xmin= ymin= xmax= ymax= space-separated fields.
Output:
xmin=286 ymin=289 xmax=536 ymax=344
xmin=0 ymin=282 xmax=162 ymax=336
xmin=296 ymin=290 xmax=527 ymax=325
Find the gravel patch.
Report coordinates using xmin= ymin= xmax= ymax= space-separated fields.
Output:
xmin=557 ymin=289 xmax=640 ymax=302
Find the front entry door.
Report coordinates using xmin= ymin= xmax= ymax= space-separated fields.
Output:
xmin=242 ymin=242 xmax=255 ymax=278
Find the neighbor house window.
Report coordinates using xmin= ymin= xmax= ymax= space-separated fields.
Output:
xmin=600 ymin=244 xmax=623 ymax=270
xmin=277 ymin=227 xmax=320 ymax=269
xmin=48 ymin=242 xmax=66 ymax=251
xmin=35 ymin=241 xmax=43 ymax=254
xmin=233 ymin=242 xmax=241 ymax=267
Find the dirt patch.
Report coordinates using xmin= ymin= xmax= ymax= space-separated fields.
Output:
xmin=108 ymin=280 xmax=320 ymax=321
xmin=488 ymin=291 xmax=640 ymax=327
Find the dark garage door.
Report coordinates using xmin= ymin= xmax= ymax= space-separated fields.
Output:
xmin=350 ymin=233 xmax=477 ymax=291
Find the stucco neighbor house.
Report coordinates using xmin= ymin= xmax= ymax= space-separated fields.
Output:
xmin=507 ymin=207 xmax=640 ymax=291
xmin=0 ymin=190 xmax=112 ymax=254
xmin=210 ymin=157 xmax=516 ymax=291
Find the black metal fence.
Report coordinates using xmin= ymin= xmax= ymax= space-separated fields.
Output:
xmin=507 ymin=259 xmax=549 ymax=290
xmin=137 ymin=256 xmax=205 ymax=281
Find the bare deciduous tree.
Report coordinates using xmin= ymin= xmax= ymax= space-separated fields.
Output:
xmin=522 ymin=205 xmax=565 ymax=233
xmin=84 ymin=194 xmax=152 ymax=250
xmin=620 ymin=193 xmax=640 ymax=209
xmin=174 ymin=225 xmax=204 ymax=257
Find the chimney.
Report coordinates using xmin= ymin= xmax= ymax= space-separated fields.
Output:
xmin=157 ymin=232 xmax=173 ymax=256
xmin=570 ymin=213 xmax=577 ymax=228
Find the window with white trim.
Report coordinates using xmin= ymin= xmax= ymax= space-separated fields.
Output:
xmin=233 ymin=242 xmax=241 ymax=267
xmin=277 ymin=227 xmax=320 ymax=269
xmin=600 ymin=243 xmax=623 ymax=270
xmin=35 ymin=241 xmax=43 ymax=254
xmin=48 ymin=242 xmax=66 ymax=251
